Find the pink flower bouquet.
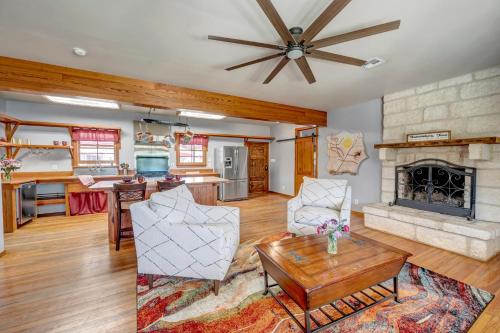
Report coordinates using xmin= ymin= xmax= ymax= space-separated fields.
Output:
xmin=316 ymin=218 xmax=350 ymax=255
xmin=0 ymin=156 xmax=22 ymax=181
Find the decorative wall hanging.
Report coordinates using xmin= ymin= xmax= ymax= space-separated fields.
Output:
xmin=327 ymin=131 xmax=367 ymax=175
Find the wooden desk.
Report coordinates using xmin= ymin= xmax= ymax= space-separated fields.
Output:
xmin=89 ymin=177 xmax=228 ymax=244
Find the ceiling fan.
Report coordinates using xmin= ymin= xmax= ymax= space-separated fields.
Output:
xmin=209 ymin=0 xmax=400 ymax=84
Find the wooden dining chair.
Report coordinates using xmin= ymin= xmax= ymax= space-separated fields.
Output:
xmin=156 ymin=179 xmax=185 ymax=192
xmin=113 ymin=182 xmax=147 ymax=251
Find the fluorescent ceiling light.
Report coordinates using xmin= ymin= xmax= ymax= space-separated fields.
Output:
xmin=178 ymin=110 xmax=226 ymax=120
xmin=45 ymin=96 xmax=120 ymax=109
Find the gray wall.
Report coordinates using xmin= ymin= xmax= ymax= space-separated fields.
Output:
xmin=318 ymin=98 xmax=383 ymax=211
xmin=269 ymin=123 xmax=299 ymax=196
xmin=1 ymin=100 xmax=271 ymax=172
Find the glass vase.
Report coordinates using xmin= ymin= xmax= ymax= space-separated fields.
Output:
xmin=3 ymin=171 xmax=12 ymax=182
xmin=327 ymin=232 xmax=338 ymax=255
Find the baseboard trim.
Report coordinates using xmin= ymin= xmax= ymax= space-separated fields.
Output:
xmin=36 ymin=212 xmax=66 ymax=218
xmin=268 ymin=191 xmax=294 ymax=198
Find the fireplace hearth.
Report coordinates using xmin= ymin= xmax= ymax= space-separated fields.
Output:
xmin=393 ymin=159 xmax=476 ymax=219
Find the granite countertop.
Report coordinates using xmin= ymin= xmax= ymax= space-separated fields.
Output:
xmin=88 ymin=176 xmax=228 ymax=191
xmin=2 ymin=175 xmax=127 ymax=185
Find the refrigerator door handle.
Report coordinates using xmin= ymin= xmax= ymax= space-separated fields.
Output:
xmin=235 ymin=148 xmax=238 ymax=176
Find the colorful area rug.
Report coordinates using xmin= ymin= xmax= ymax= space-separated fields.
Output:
xmin=137 ymin=233 xmax=493 ymax=333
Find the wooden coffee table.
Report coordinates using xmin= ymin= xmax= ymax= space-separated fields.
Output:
xmin=255 ymin=232 xmax=412 ymax=333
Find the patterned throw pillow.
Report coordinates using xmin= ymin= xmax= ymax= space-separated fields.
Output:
xmin=300 ymin=177 xmax=347 ymax=210
xmin=149 ymin=185 xmax=195 ymax=223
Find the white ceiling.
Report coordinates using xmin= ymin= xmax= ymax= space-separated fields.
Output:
xmin=0 ymin=0 xmax=499 ymax=111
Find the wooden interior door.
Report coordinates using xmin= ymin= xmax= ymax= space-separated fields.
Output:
xmin=294 ymin=127 xmax=318 ymax=195
xmin=246 ymin=142 xmax=269 ymax=193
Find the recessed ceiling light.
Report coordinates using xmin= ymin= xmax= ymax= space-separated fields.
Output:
xmin=363 ymin=57 xmax=386 ymax=69
xmin=45 ymin=95 xmax=120 ymax=109
xmin=178 ymin=110 xmax=226 ymax=120
xmin=73 ymin=47 xmax=87 ymax=57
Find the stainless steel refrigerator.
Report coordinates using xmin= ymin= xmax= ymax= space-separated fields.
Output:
xmin=214 ymin=146 xmax=248 ymax=201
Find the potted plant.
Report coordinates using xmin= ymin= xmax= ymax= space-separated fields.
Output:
xmin=120 ymin=162 xmax=130 ymax=175
xmin=316 ymin=218 xmax=350 ymax=255
xmin=0 ymin=155 xmax=22 ymax=182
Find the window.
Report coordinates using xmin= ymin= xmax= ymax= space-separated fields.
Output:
xmin=72 ymin=128 xmax=120 ymax=167
xmin=77 ymin=140 xmax=117 ymax=166
xmin=176 ymin=134 xmax=208 ymax=166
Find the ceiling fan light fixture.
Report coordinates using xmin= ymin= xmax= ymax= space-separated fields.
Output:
xmin=286 ymin=46 xmax=304 ymax=60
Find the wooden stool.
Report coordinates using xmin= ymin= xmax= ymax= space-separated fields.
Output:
xmin=156 ymin=179 xmax=185 ymax=192
xmin=113 ymin=182 xmax=147 ymax=251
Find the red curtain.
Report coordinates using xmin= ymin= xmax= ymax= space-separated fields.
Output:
xmin=72 ymin=128 xmax=120 ymax=142
xmin=179 ymin=134 xmax=209 ymax=146
xmin=69 ymin=192 xmax=108 ymax=215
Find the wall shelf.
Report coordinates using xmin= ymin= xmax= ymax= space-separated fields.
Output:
xmin=0 ymin=142 xmax=74 ymax=158
xmin=374 ymin=137 xmax=500 ymax=149
xmin=0 ymin=114 xmax=119 ymax=160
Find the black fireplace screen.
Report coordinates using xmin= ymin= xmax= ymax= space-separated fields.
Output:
xmin=394 ymin=159 xmax=476 ymax=219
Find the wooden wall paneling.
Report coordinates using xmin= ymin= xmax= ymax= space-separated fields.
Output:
xmin=64 ymin=184 xmax=71 ymax=216
xmin=0 ymin=56 xmax=327 ymax=126
xmin=2 ymin=185 xmax=17 ymax=233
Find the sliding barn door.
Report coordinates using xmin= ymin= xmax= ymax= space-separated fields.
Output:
xmin=294 ymin=127 xmax=318 ymax=195
xmin=246 ymin=142 xmax=269 ymax=193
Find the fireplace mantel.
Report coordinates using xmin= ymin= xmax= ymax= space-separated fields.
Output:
xmin=374 ymin=136 xmax=500 ymax=149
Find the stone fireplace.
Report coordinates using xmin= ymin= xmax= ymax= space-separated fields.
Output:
xmin=394 ymin=159 xmax=476 ymax=219
xmin=363 ymin=65 xmax=500 ymax=261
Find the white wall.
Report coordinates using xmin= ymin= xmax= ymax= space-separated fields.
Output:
xmin=1 ymin=100 xmax=271 ymax=172
xmin=318 ymin=99 xmax=383 ymax=211
xmin=269 ymin=123 xmax=299 ymax=196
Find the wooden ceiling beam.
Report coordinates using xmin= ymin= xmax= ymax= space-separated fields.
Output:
xmin=0 ymin=56 xmax=327 ymax=126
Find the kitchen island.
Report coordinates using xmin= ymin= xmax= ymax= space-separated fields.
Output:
xmin=1 ymin=172 xmax=129 ymax=233
xmin=88 ymin=176 xmax=228 ymax=244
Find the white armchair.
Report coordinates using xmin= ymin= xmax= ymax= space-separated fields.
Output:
xmin=130 ymin=185 xmax=240 ymax=295
xmin=288 ymin=177 xmax=351 ymax=236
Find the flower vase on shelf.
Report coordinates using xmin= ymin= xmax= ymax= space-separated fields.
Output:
xmin=3 ymin=171 xmax=12 ymax=182
xmin=327 ymin=232 xmax=338 ymax=255
xmin=0 ymin=155 xmax=21 ymax=182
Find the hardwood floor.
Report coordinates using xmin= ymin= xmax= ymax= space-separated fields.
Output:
xmin=0 ymin=193 xmax=498 ymax=332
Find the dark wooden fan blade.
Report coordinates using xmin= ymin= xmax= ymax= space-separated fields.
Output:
xmin=309 ymin=20 xmax=401 ymax=50
xmin=295 ymin=57 xmax=316 ymax=84
xmin=263 ymin=57 xmax=290 ymax=84
xmin=308 ymin=50 xmax=365 ymax=66
xmin=208 ymin=35 xmax=283 ymax=50
xmin=256 ymin=0 xmax=295 ymax=44
xmin=301 ymin=0 xmax=351 ymax=44
xmin=226 ymin=53 xmax=285 ymax=71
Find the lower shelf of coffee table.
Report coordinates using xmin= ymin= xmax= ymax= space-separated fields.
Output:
xmin=266 ymin=278 xmax=398 ymax=333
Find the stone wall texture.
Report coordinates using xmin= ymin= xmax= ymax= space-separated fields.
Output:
xmin=382 ymin=65 xmax=500 ymax=222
